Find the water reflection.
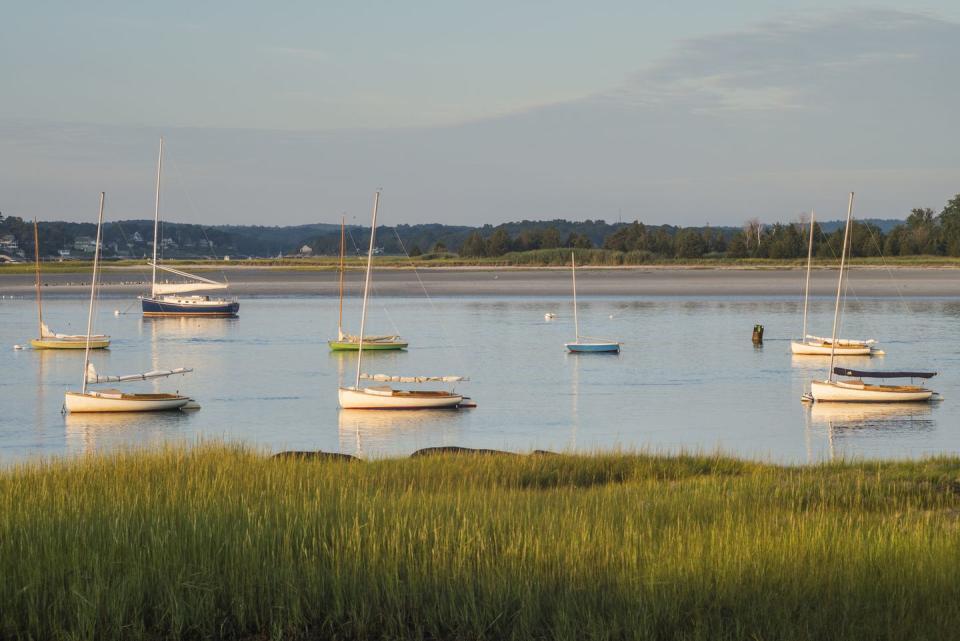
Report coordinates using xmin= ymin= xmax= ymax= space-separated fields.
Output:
xmin=337 ymin=409 xmax=466 ymax=458
xmin=806 ymin=402 xmax=936 ymax=461
xmin=65 ymin=411 xmax=194 ymax=455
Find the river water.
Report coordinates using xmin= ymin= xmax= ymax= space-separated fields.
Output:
xmin=1 ymin=293 xmax=958 ymax=464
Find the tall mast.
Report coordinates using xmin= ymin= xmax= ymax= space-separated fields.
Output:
xmin=338 ymin=215 xmax=345 ymax=339
xmin=801 ymin=211 xmax=815 ymax=341
xmin=355 ymin=191 xmax=380 ymax=388
xmin=82 ymin=192 xmax=106 ymax=395
xmin=827 ymin=193 xmax=854 ymax=382
xmin=571 ymin=252 xmax=580 ymax=342
xmin=151 ymin=137 xmax=164 ymax=298
xmin=33 ymin=218 xmax=43 ymax=338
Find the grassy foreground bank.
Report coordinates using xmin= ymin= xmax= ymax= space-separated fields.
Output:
xmin=3 ymin=446 xmax=960 ymax=640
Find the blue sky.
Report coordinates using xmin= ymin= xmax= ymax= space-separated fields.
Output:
xmin=1 ymin=2 xmax=958 ymax=226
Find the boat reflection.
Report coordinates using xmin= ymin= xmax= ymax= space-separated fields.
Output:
xmin=64 ymin=411 xmax=194 ymax=455
xmin=805 ymin=402 xmax=935 ymax=462
xmin=337 ymin=409 xmax=466 ymax=458
xmin=809 ymin=402 xmax=933 ymax=427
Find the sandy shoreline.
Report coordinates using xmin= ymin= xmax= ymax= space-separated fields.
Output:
xmin=2 ymin=267 xmax=959 ymax=298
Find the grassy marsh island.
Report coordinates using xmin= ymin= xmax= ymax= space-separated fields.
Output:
xmin=4 ymin=445 xmax=960 ymax=640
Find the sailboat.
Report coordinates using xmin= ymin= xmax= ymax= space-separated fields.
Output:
xmin=65 ymin=193 xmax=194 ymax=413
xmin=338 ymin=191 xmax=467 ymax=409
xmin=791 ymin=211 xmax=882 ymax=356
xmin=140 ymin=138 xmax=239 ymax=318
xmin=328 ymin=216 xmax=407 ymax=351
xmin=564 ymin=253 xmax=620 ymax=353
xmin=804 ymin=193 xmax=936 ymax=403
xmin=30 ymin=218 xmax=110 ymax=350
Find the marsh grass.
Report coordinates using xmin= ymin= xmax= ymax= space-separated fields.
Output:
xmin=3 ymin=445 xmax=960 ymax=640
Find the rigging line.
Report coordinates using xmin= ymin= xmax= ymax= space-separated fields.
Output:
xmin=863 ymin=222 xmax=913 ymax=317
xmin=345 ymin=225 xmax=401 ymax=337
xmin=393 ymin=228 xmax=469 ymax=377
xmin=817 ymin=225 xmax=880 ymax=341
xmin=167 ymin=155 xmax=230 ymax=286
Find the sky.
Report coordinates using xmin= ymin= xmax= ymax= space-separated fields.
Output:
xmin=1 ymin=1 xmax=958 ymax=227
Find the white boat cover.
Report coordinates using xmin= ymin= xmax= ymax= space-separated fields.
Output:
xmin=360 ymin=373 xmax=467 ymax=383
xmin=86 ymin=362 xmax=193 ymax=384
xmin=338 ymin=331 xmax=401 ymax=342
xmin=150 ymin=263 xmax=228 ymax=295
xmin=40 ymin=322 xmax=107 ymax=340
xmin=805 ymin=335 xmax=876 ymax=346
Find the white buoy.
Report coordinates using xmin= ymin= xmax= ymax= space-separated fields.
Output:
xmin=13 ymin=345 xmax=23 ymax=350
xmin=544 ymin=313 xmax=557 ymax=321
xmin=114 ymin=309 xmax=120 ymax=316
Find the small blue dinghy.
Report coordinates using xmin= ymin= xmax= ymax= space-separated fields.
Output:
xmin=565 ymin=253 xmax=621 ymax=354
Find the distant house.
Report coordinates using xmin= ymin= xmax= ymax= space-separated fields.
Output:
xmin=73 ymin=236 xmax=98 ymax=252
xmin=298 ymin=245 xmax=313 ymax=256
xmin=58 ymin=249 xmax=72 ymax=259
xmin=131 ymin=231 xmax=144 ymax=243
xmin=160 ymin=237 xmax=177 ymax=249
xmin=0 ymin=234 xmax=19 ymax=254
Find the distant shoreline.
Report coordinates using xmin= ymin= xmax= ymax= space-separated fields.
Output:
xmin=3 ymin=266 xmax=960 ymax=298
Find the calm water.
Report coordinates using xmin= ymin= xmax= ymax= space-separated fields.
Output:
xmin=2 ymin=293 xmax=959 ymax=464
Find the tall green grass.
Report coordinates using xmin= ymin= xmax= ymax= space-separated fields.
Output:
xmin=3 ymin=445 xmax=960 ymax=640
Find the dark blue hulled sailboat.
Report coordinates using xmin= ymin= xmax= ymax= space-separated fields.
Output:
xmin=140 ymin=138 xmax=239 ymax=318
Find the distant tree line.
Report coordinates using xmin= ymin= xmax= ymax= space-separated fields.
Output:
xmin=3 ymin=194 xmax=960 ymax=260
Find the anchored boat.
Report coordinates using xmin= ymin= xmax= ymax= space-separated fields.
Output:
xmin=337 ymin=192 xmax=466 ymax=410
xmin=564 ymin=253 xmax=620 ymax=353
xmin=140 ymin=138 xmax=238 ymax=318
xmin=804 ymin=193 xmax=937 ymax=403
xmin=29 ymin=218 xmax=110 ymax=350
xmin=790 ymin=211 xmax=881 ymax=356
xmin=328 ymin=216 xmax=407 ymax=351
xmin=64 ymin=193 xmax=194 ymax=414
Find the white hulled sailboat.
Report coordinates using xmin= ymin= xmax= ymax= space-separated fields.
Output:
xmin=65 ymin=193 xmax=195 ymax=413
xmin=337 ymin=191 xmax=467 ymax=410
xmin=804 ymin=193 xmax=937 ymax=403
xmin=790 ymin=211 xmax=882 ymax=356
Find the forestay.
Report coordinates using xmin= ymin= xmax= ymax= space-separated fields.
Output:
xmin=86 ymin=362 xmax=193 ymax=384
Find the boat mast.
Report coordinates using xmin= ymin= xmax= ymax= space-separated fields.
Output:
xmin=338 ymin=215 xmax=345 ymax=340
xmin=355 ymin=191 xmax=380 ymax=388
xmin=33 ymin=218 xmax=43 ymax=338
xmin=571 ymin=252 xmax=580 ymax=342
xmin=151 ymin=137 xmax=164 ymax=298
xmin=827 ymin=193 xmax=854 ymax=382
xmin=82 ymin=192 xmax=105 ymax=395
xmin=801 ymin=211 xmax=815 ymax=341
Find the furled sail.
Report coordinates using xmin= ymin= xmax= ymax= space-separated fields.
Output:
xmin=86 ymin=362 xmax=193 ymax=384
xmin=806 ymin=335 xmax=876 ymax=346
xmin=833 ymin=367 xmax=936 ymax=379
xmin=359 ymin=373 xmax=467 ymax=383
xmin=150 ymin=263 xmax=228 ymax=295
xmin=338 ymin=331 xmax=401 ymax=342
xmin=41 ymin=322 xmax=108 ymax=340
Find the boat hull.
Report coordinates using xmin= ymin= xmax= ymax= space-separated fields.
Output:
xmin=328 ymin=339 xmax=408 ymax=351
xmin=566 ymin=342 xmax=620 ymax=353
xmin=141 ymin=297 xmax=239 ymax=317
xmin=791 ymin=341 xmax=874 ymax=356
xmin=31 ymin=337 xmax=110 ymax=350
xmin=64 ymin=391 xmax=190 ymax=412
xmin=338 ymin=386 xmax=463 ymax=409
xmin=809 ymin=380 xmax=933 ymax=403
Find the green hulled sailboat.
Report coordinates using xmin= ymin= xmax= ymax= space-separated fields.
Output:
xmin=328 ymin=217 xmax=407 ymax=351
